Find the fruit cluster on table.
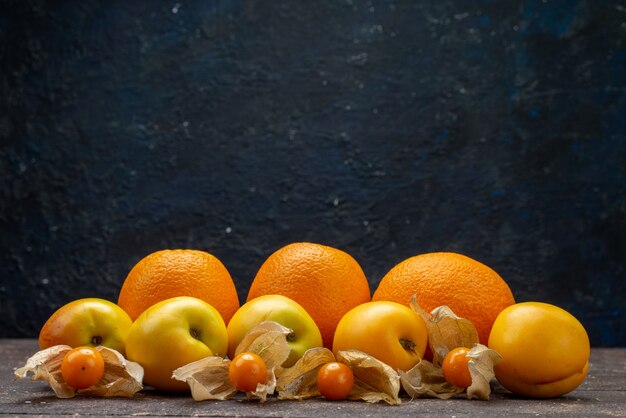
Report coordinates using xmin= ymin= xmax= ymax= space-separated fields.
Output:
xmin=19 ymin=242 xmax=590 ymax=402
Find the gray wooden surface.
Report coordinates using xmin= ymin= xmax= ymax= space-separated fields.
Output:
xmin=2 ymin=339 xmax=625 ymax=417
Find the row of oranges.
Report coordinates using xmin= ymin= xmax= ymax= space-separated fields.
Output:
xmin=116 ymin=242 xmax=515 ymax=348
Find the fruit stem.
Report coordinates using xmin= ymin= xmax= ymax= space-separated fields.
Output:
xmin=91 ymin=336 xmax=103 ymax=345
xmin=399 ymin=338 xmax=416 ymax=354
xmin=287 ymin=331 xmax=296 ymax=342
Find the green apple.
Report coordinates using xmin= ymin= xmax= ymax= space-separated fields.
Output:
xmin=227 ymin=294 xmax=323 ymax=366
xmin=39 ymin=298 xmax=133 ymax=355
xmin=125 ymin=296 xmax=228 ymax=392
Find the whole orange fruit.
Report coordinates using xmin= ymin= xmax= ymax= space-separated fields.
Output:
xmin=372 ymin=252 xmax=515 ymax=344
xmin=118 ymin=249 xmax=240 ymax=323
xmin=247 ymin=242 xmax=371 ymax=348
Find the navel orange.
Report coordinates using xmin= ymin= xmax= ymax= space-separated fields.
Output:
xmin=372 ymin=252 xmax=515 ymax=344
xmin=118 ymin=249 xmax=240 ymax=323
xmin=247 ymin=242 xmax=371 ymax=348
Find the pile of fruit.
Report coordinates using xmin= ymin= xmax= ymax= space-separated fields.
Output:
xmin=16 ymin=242 xmax=590 ymax=403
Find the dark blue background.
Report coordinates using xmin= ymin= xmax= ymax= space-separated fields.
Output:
xmin=2 ymin=1 xmax=624 ymax=345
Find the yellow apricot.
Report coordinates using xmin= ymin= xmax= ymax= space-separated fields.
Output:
xmin=488 ymin=302 xmax=590 ymax=398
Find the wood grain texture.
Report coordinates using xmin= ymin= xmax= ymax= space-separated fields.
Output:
xmin=2 ymin=340 xmax=625 ymax=417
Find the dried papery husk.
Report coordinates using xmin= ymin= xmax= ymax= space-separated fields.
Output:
xmin=236 ymin=321 xmax=292 ymax=403
xmin=276 ymin=347 xmax=336 ymax=400
xmin=410 ymin=295 xmax=479 ymax=367
xmin=175 ymin=321 xmax=292 ymax=402
xmin=398 ymin=359 xmax=463 ymax=400
xmin=336 ymin=349 xmax=401 ymax=405
xmin=235 ymin=321 xmax=292 ymax=370
xmin=466 ymin=344 xmax=502 ymax=400
xmin=14 ymin=345 xmax=143 ymax=398
xmin=172 ymin=356 xmax=236 ymax=401
xmin=81 ymin=346 xmax=143 ymax=397
xmin=250 ymin=366 xmax=278 ymax=403
xmin=15 ymin=345 xmax=74 ymax=398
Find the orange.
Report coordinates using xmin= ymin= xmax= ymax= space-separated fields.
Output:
xmin=247 ymin=242 xmax=371 ymax=348
xmin=372 ymin=252 xmax=515 ymax=344
xmin=118 ymin=249 xmax=240 ymax=323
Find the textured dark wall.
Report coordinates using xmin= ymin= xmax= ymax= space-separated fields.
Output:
xmin=1 ymin=0 xmax=625 ymax=345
